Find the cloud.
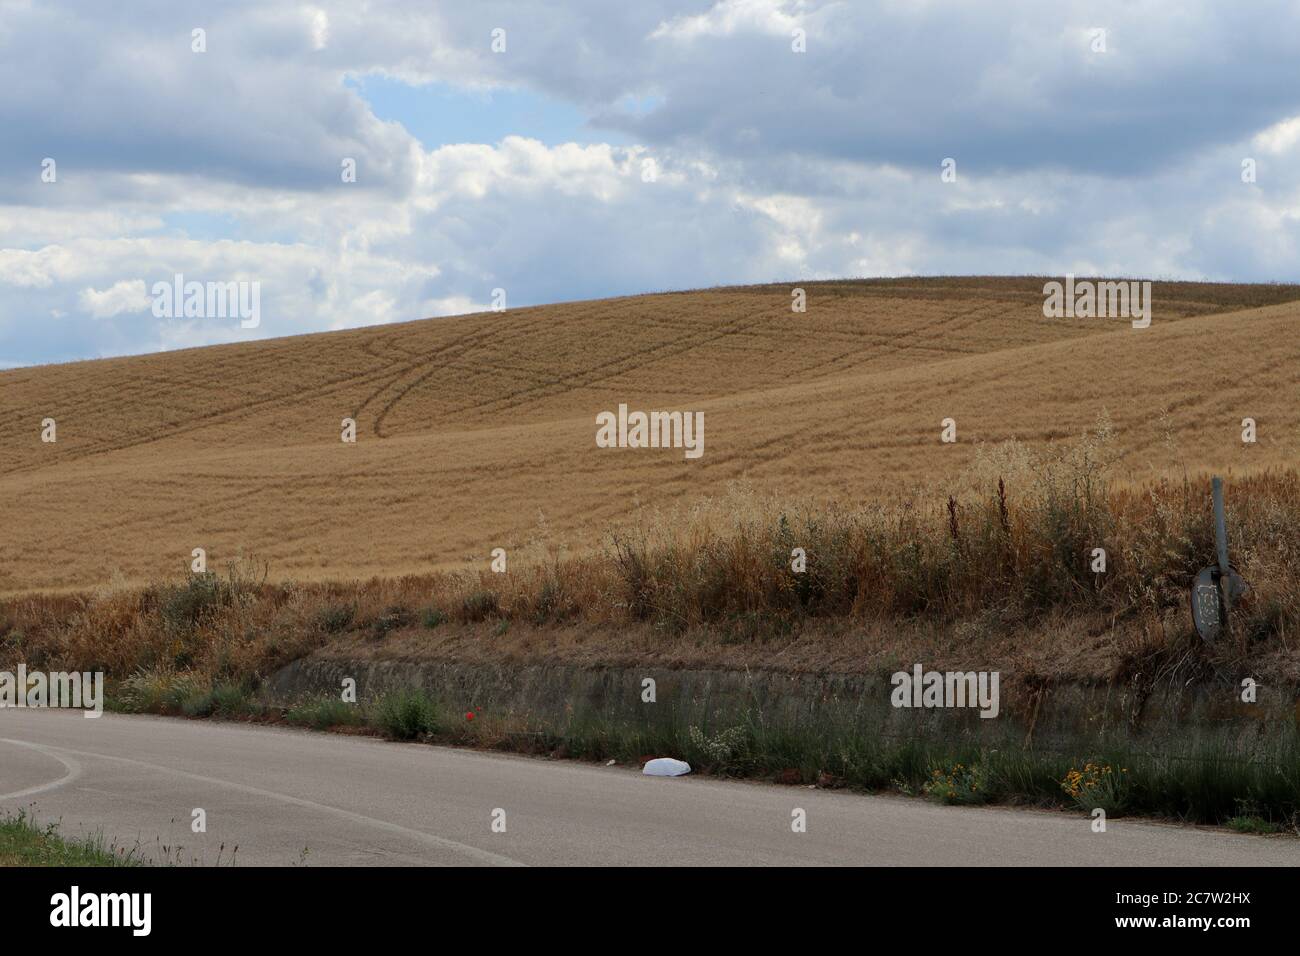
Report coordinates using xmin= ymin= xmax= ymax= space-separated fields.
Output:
xmin=2 ymin=1 xmax=1300 ymax=367
xmin=0 ymin=0 xmax=421 ymax=197
xmin=1253 ymin=116 xmax=1300 ymax=155
xmin=649 ymin=0 xmax=802 ymax=42
xmin=78 ymin=279 xmax=150 ymax=318
xmin=306 ymin=6 xmax=330 ymax=51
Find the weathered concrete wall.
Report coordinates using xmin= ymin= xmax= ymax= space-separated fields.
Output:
xmin=266 ymin=654 xmax=1298 ymax=749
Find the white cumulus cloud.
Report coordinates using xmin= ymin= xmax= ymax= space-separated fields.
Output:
xmin=78 ymin=279 xmax=150 ymax=318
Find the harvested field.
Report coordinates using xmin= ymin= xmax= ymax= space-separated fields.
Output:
xmin=2 ymin=277 xmax=1298 ymax=594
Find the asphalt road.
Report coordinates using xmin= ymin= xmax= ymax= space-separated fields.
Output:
xmin=1 ymin=710 xmax=1295 ymax=866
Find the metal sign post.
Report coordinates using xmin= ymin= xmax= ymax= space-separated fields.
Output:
xmin=1212 ymin=476 xmax=1233 ymax=637
xmin=1191 ymin=476 xmax=1246 ymax=646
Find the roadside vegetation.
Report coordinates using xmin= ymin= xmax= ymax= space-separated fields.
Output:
xmin=92 ymin=680 xmax=1300 ymax=831
xmin=0 ymin=811 xmax=138 ymax=867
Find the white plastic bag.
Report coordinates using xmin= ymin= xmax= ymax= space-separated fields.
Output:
xmin=642 ymin=757 xmax=691 ymax=777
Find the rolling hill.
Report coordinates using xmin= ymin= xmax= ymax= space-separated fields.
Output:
xmin=3 ymin=276 xmax=1299 ymax=595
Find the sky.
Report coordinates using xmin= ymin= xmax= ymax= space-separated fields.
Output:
xmin=3 ymin=0 xmax=1300 ymax=367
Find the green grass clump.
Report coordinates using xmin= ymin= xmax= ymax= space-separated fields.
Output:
xmin=1060 ymin=760 xmax=1131 ymax=815
xmin=286 ymin=695 xmax=363 ymax=730
xmin=112 ymin=669 xmax=204 ymax=714
xmin=372 ymin=689 xmax=441 ymax=740
xmin=1226 ymin=815 xmax=1284 ymax=835
xmin=0 ymin=812 xmax=138 ymax=867
xmin=180 ymin=682 xmax=260 ymax=719
xmin=923 ymin=761 xmax=993 ymax=805
xmin=157 ymin=572 xmax=227 ymax=634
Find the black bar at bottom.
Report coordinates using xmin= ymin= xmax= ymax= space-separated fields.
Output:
xmin=0 ymin=864 xmax=1285 ymax=939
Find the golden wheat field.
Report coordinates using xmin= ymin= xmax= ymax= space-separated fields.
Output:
xmin=2 ymin=276 xmax=1299 ymax=595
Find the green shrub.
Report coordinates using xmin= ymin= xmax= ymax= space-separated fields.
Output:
xmin=371 ymin=605 xmax=412 ymax=639
xmin=421 ymin=607 xmax=447 ymax=629
xmin=1226 ymin=815 xmax=1283 ymax=835
xmin=461 ymin=590 xmax=499 ymax=622
xmin=113 ymin=669 xmax=204 ymax=714
xmin=317 ymin=604 xmax=355 ymax=634
xmin=158 ymin=573 xmax=225 ymax=631
xmin=372 ymin=689 xmax=440 ymax=740
xmin=286 ymin=696 xmax=362 ymax=730
xmin=181 ymin=682 xmax=257 ymax=718
xmin=688 ymin=724 xmax=751 ymax=771
xmin=1060 ymin=761 xmax=1131 ymax=815
xmin=530 ymin=577 xmax=576 ymax=624
xmin=924 ymin=761 xmax=992 ymax=805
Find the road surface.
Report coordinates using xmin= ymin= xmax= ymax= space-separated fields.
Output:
xmin=1 ymin=710 xmax=1294 ymax=866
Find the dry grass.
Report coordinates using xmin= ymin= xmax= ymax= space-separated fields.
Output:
xmin=3 ymin=277 xmax=1300 ymax=595
xmin=3 ymin=431 xmax=1297 ymax=687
